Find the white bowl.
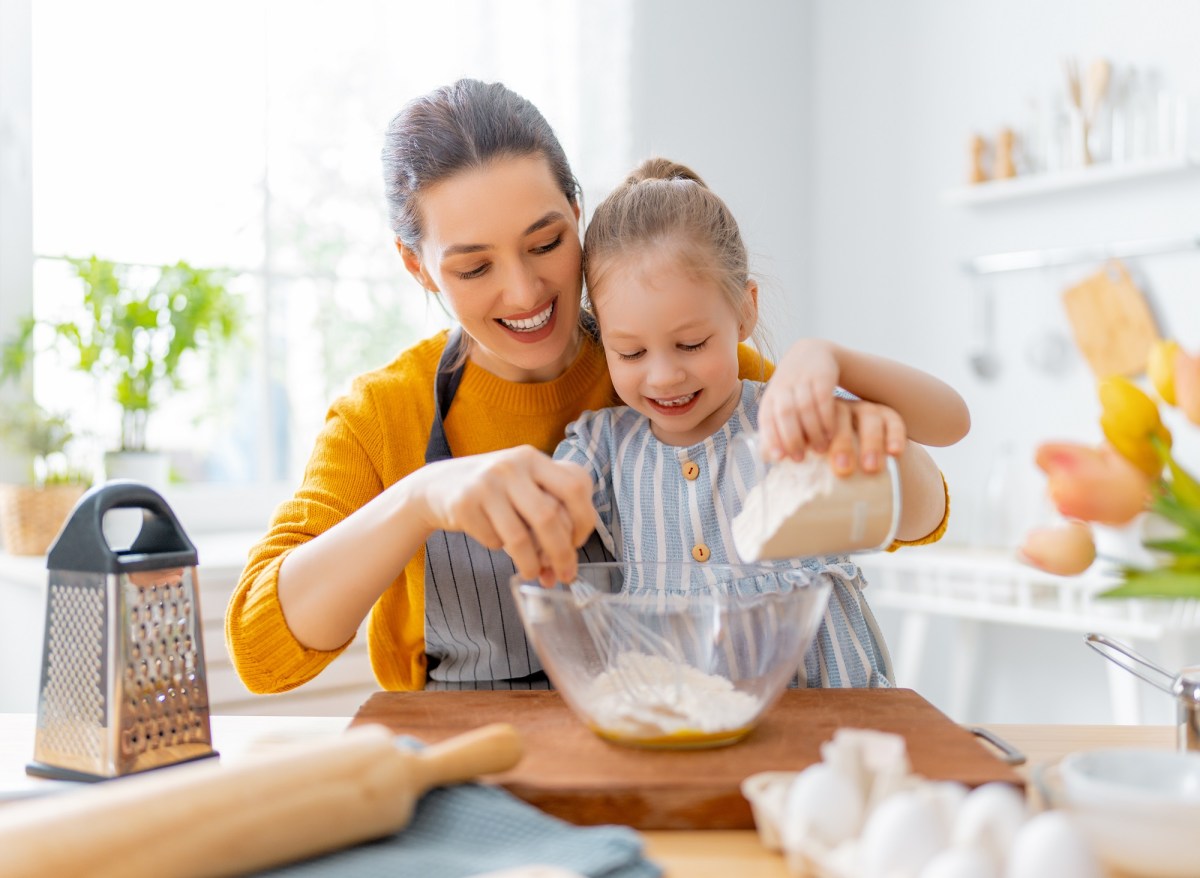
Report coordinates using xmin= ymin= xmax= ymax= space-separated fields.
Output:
xmin=1045 ymin=749 xmax=1200 ymax=878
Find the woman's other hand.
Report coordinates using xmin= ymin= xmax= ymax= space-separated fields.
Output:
xmin=415 ymin=446 xmax=595 ymax=585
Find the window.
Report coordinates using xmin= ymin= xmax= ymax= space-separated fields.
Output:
xmin=25 ymin=0 xmax=632 ymax=526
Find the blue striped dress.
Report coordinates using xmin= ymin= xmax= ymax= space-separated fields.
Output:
xmin=553 ymin=380 xmax=894 ymax=688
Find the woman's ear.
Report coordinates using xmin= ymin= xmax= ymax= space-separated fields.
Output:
xmin=398 ymin=240 xmax=439 ymax=293
xmin=738 ymin=280 xmax=759 ymax=342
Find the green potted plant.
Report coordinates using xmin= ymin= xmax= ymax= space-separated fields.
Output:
xmin=2 ymin=255 xmax=244 ymax=488
xmin=0 ymin=399 xmax=91 ymax=555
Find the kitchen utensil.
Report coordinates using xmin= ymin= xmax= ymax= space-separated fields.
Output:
xmin=566 ymin=577 xmax=687 ymax=704
xmin=27 ymin=480 xmax=217 ymax=781
xmin=1061 ymin=260 xmax=1160 ymax=380
xmin=351 ymin=689 xmax=1027 ymax=830
xmin=0 ymin=722 xmax=522 ymax=878
xmin=512 ymin=562 xmax=831 ymax=749
xmin=728 ymin=433 xmax=900 ymax=561
xmin=969 ymin=281 xmax=1002 ymax=380
xmin=1085 ymin=632 xmax=1200 ymax=751
xmin=1037 ymin=749 xmax=1200 ymax=878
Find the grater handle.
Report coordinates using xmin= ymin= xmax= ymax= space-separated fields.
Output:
xmin=46 ymin=479 xmax=197 ymax=572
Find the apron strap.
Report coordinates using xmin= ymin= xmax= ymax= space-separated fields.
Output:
xmin=425 ymin=326 xmax=467 ymax=464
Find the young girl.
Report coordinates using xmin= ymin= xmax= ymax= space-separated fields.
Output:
xmin=553 ymin=158 xmax=968 ymax=687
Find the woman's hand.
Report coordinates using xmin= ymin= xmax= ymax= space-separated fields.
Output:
xmin=415 ymin=446 xmax=596 ymax=585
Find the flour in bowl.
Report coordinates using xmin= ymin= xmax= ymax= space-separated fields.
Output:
xmin=585 ymin=652 xmax=762 ymax=739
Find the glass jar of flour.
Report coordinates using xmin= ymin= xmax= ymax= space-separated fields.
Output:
xmin=728 ymin=432 xmax=901 ymax=561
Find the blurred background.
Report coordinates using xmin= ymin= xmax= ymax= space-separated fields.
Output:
xmin=1 ymin=0 xmax=1198 ymax=721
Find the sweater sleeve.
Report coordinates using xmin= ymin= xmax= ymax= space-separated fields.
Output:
xmin=224 ymin=391 xmax=391 ymax=694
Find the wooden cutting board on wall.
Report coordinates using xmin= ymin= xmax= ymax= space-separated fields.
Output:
xmin=1061 ymin=259 xmax=1160 ymax=379
xmin=351 ymin=689 xmax=1023 ymax=830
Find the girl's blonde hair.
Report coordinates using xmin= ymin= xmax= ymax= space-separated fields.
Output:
xmin=583 ymin=157 xmax=764 ymax=356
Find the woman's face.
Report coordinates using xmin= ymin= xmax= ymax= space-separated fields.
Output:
xmin=401 ymin=154 xmax=583 ymax=383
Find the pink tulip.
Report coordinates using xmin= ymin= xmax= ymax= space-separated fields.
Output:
xmin=1019 ymin=521 xmax=1097 ymax=576
xmin=1177 ymin=347 xmax=1200 ymax=427
xmin=1034 ymin=441 xmax=1151 ymax=526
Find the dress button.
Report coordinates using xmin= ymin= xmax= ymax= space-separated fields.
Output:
xmin=691 ymin=543 xmax=711 ymax=562
xmin=682 ymin=460 xmax=700 ymax=480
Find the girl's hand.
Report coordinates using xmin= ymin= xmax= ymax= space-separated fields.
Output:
xmin=826 ymin=399 xmax=907 ymax=476
xmin=415 ymin=446 xmax=596 ymax=586
xmin=758 ymin=339 xmax=841 ymax=461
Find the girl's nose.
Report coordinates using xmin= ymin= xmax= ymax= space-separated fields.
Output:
xmin=645 ymin=353 xmax=686 ymax=390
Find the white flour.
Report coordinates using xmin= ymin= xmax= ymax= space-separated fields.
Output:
xmin=732 ymin=454 xmax=895 ymax=561
xmin=733 ymin=455 xmax=833 ymax=561
xmin=586 ymin=652 xmax=762 ymax=738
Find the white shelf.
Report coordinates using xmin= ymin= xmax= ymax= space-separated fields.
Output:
xmin=942 ymin=153 xmax=1200 ymax=206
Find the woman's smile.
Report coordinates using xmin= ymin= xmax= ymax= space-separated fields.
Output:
xmin=497 ymin=297 xmax=557 ymax=342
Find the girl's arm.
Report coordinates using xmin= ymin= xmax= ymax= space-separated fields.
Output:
xmin=758 ymin=338 xmax=970 ymax=462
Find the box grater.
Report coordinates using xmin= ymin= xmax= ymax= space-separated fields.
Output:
xmin=27 ymin=480 xmax=217 ymax=781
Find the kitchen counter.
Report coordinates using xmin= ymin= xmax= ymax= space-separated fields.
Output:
xmin=0 ymin=713 xmax=1174 ymax=877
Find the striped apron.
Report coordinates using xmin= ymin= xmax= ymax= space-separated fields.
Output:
xmin=421 ymin=327 xmax=612 ymax=690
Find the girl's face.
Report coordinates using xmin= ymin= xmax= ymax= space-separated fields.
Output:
xmin=593 ymin=248 xmax=756 ymax=447
xmin=401 ymin=154 xmax=583 ymax=383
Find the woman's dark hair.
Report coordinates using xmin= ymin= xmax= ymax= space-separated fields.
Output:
xmin=382 ymin=79 xmax=580 ymax=251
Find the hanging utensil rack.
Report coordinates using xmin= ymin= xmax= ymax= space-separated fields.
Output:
xmin=964 ymin=233 xmax=1200 ymax=276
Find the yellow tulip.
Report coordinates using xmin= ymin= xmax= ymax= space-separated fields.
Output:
xmin=1147 ymin=339 xmax=1180 ymax=405
xmin=1019 ymin=521 xmax=1096 ymax=576
xmin=1034 ymin=441 xmax=1152 ymax=525
xmin=1177 ymin=347 xmax=1200 ymax=427
xmin=1098 ymin=376 xmax=1171 ymax=477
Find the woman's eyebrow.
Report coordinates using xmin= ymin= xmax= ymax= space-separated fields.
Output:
xmin=524 ymin=211 xmax=567 ymax=236
xmin=442 ymin=211 xmax=568 ymax=258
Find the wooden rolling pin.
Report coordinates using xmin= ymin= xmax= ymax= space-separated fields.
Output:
xmin=0 ymin=722 xmax=522 ymax=878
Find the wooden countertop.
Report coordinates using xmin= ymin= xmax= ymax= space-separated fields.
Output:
xmin=0 ymin=714 xmax=1175 ymax=877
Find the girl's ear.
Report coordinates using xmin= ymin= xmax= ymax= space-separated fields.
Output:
xmin=738 ymin=280 xmax=759 ymax=342
xmin=398 ymin=239 xmax=439 ymax=293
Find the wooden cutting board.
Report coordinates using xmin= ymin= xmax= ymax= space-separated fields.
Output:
xmin=350 ymin=689 xmax=1023 ymax=830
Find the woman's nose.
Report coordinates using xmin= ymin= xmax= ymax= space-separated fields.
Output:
xmin=503 ymin=257 xmax=545 ymax=309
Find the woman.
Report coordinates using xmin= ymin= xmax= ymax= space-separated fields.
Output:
xmin=225 ymin=79 xmax=967 ymax=694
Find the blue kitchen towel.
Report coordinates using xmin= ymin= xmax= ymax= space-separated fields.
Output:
xmin=258 ymin=775 xmax=661 ymax=878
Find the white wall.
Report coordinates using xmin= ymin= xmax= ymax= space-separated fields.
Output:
xmin=623 ymin=0 xmax=1200 ymax=723
xmin=627 ymin=0 xmax=814 ymax=348
xmin=806 ymin=0 xmax=1200 ymax=723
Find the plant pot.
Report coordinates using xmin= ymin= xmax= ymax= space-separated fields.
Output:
xmin=0 ymin=483 xmax=88 ymax=556
xmin=104 ymin=451 xmax=170 ymax=490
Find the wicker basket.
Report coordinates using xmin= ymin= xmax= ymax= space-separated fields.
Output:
xmin=0 ymin=483 xmax=88 ymax=556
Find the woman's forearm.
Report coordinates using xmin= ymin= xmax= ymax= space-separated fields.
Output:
xmin=277 ymin=472 xmax=435 ymax=651
xmin=826 ymin=343 xmax=971 ymax=447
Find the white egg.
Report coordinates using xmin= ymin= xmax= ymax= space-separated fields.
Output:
xmin=781 ymin=763 xmax=865 ymax=850
xmin=919 ymin=846 xmax=1000 ymax=878
xmin=859 ymin=789 xmax=951 ymax=877
xmin=952 ymin=782 xmax=1027 ymax=864
xmin=1005 ymin=812 xmax=1103 ymax=878
xmin=924 ymin=781 xmax=970 ymax=828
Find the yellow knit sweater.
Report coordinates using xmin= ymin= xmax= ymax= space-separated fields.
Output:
xmin=225 ymin=331 xmax=946 ymax=694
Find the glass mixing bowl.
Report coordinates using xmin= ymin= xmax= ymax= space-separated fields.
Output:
xmin=511 ymin=561 xmax=832 ymax=749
